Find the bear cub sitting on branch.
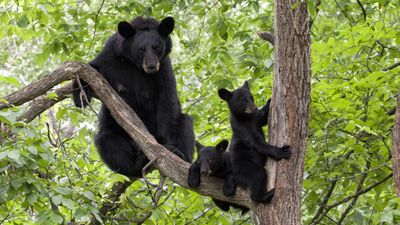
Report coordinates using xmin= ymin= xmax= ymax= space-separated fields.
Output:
xmin=218 ymin=81 xmax=292 ymax=203
xmin=72 ymin=16 xmax=194 ymax=177
xmin=188 ymin=140 xmax=249 ymax=213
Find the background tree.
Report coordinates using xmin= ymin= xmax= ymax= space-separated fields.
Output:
xmin=0 ymin=0 xmax=399 ymax=224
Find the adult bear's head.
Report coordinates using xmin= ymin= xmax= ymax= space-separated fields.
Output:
xmin=117 ymin=16 xmax=174 ymax=74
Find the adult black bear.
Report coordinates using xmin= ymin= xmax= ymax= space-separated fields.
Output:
xmin=218 ymin=81 xmax=291 ymax=203
xmin=188 ymin=140 xmax=249 ymax=213
xmin=72 ymin=16 xmax=195 ymax=177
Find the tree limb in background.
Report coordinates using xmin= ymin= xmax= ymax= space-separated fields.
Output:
xmin=383 ymin=61 xmax=400 ymax=71
xmin=0 ymin=62 xmax=255 ymax=209
xmin=89 ymin=180 xmax=133 ymax=225
xmin=335 ymin=159 xmax=371 ymax=224
xmin=257 ymin=31 xmax=274 ymax=45
xmin=313 ymin=173 xmax=392 ymax=224
xmin=393 ymin=93 xmax=400 ymax=197
xmin=17 ymin=83 xmax=73 ymax=122
xmin=356 ymin=0 xmax=367 ymax=21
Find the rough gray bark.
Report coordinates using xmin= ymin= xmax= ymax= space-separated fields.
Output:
xmin=0 ymin=61 xmax=256 ymax=209
xmin=393 ymin=93 xmax=400 ymax=197
xmin=254 ymin=1 xmax=311 ymax=224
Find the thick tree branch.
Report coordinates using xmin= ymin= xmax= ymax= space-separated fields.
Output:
xmin=0 ymin=61 xmax=255 ymax=209
xmin=257 ymin=31 xmax=275 ymax=45
xmin=392 ymin=93 xmax=400 ymax=197
xmin=17 ymin=83 xmax=73 ymax=122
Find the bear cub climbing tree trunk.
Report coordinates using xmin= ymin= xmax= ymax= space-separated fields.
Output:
xmin=254 ymin=0 xmax=311 ymax=224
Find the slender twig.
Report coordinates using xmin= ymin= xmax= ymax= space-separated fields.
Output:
xmin=85 ymin=0 xmax=106 ymax=59
xmin=383 ymin=61 xmax=400 ymax=71
xmin=184 ymin=207 xmax=213 ymax=225
xmin=314 ymin=173 xmax=392 ymax=224
xmin=74 ymin=75 xmax=99 ymax=118
xmin=0 ymin=201 xmax=16 ymax=224
xmin=335 ymin=159 xmax=371 ymax=224
xmin=142 ymin=158 xmax=158 ymax=189
xmin=310 ymin=180 xmax=338 ymax=225
xmin=356 ymin=0 xmax=367 ymax=21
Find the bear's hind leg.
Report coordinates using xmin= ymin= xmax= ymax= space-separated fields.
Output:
xmin=95 ymin=129 xmax=148 ymax=177
xmin=175 ymin=114 xmax=195 ymax=162
xmin=249 ymin=170 xmax=275 ymax=203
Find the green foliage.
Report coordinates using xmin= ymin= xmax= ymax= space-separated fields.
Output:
xmin=0 ymin=0 xmax=399 ymax=224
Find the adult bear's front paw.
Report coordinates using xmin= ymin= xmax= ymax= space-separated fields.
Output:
xmin=164 ymin=144 xmax=187 ymax=161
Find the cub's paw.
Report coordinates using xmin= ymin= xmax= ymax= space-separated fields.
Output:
xmin=279 ymin=145 xmax=292 ymax=160
xmin=270 ymin=145 xmax=292 ymax=160
xmin=265 ymin=98 xmax=271 ymax=108
xmin=263 ymin=188 xmax=275 ymax=203
xmin=164 ymin=144 xmax=187 ymax=161
xmin=223 ymin=180 xmax=236 ymax=196
xmin=212 ymin=199 xmax=230 ymax=212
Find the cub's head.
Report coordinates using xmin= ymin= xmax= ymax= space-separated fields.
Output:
xmin=117 ymin=16 xmax=174 ymax=74
xmin=195 ymin=140 xmax=229 ymax=176
xmin=218 ymin=81 xmax=258 ymax=116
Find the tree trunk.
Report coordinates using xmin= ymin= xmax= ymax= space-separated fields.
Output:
xmin=254 ymin=1 xmax=311 ymax=224
xmin=393 ymin=93 xmax=400 ymax=197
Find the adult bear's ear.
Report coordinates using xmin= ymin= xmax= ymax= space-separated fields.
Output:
xmin=242 ymin=81 xmax=250 ymax=90
xmin=195 ymin=141 xmax=205 ymax=153
xmin=216 ymin=140 xmax=229 ymax=152
xmin=118 ymin=21 xmax=135 ymax=39
xmin=218 ymin=88 xmax=232 ymax=101
xmin=158 ymin=17 xmax=174 ymax=37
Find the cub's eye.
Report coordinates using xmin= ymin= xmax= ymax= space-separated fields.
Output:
xmin=152 ymin=45 xmax=159 ymax=50
xmin=139 ymin=47 xmax=145 ymax=52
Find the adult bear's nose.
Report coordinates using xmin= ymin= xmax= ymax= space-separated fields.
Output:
xmin=147 ymin=65 xmax=156 ymax=70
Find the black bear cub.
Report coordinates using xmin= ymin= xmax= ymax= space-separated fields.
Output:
xmin=188 ymin=140 xmax=249 ymax=213
xmin=72 ymin=16 xmax=194 ymax=177
xmin=218 ymin=81 xmax=292 ymax=203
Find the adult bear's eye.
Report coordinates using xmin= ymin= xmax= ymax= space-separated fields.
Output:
xmin=152 ymin=45 xmax=159 ymax=50
xmin=139 ymin=47 xmax=145 ymax=52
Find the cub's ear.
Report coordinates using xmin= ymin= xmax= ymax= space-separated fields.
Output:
xmin=195 ymin=141 xmax=205 ymax=153
xmin=216 ymin=139 xmax=229 ymax=152
xmin=242 ymin=81 xmax=250 ymax=90
xmin=118 ymin=21 xmax=135 ymax=39
xmin=158 ymin=17 xmax=174 ymax=37
xmin=218 ymin=88 xmax=232 ymax=101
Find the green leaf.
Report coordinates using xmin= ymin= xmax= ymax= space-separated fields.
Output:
xmin=54 ymin=187 xmax=72 ymax=195
xmin=17 ymin=15 xmax=29 ymax=28
xmin=62 ymin=198 xmax=76 ymax=210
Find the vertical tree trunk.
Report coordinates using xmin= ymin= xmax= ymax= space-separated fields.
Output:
xmin=392 ymin=93 xmax=400 ymax=197
xmin=254 ymin=1 xmax=311 ymax=224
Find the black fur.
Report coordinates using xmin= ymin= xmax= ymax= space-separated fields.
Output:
xmin=188 ymin=140 xmax=249 ymax=213
xmin=218 ymin=81 xmax=292 ymax=203
xmin=72 ymin=16 xmax=194 ymax=177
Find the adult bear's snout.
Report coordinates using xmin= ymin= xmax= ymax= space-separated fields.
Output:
xmin=143 ymin=55 xmax=160 ymax=74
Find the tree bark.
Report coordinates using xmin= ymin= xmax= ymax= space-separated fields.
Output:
xmin=254 ymin=1 xmax=311 ymax=224
xmin=393 ymin=93 xmax=400 ymax=197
